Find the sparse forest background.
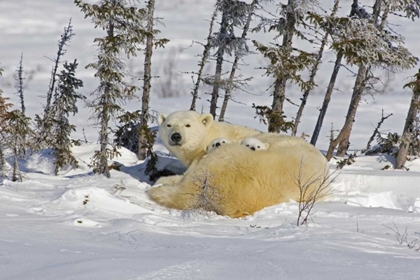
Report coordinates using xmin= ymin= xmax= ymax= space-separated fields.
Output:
xmin=0 ymin=0 xmax=420 ymax=179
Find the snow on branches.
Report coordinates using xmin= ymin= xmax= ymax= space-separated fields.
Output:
xmin=308 ymin=13 xmax=418 ymax=72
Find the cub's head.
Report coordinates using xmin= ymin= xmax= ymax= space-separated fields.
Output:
xmin=158 ymin=111 xmax=214 ymax=154
xmin=206 ymin=137 xmax=232 ymax=154
xmin=240 ymin=137 xmax=269 ymax=151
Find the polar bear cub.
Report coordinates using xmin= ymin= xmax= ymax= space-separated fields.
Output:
xmin=206 ymin=137 xmax=232 ymax=153
xmin=241 ymin=137 xmax=269 ymax=151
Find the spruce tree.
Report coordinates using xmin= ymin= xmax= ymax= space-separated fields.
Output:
xmin=218 ymin=0 xmax=260 ymax=122
xmin=15 ymin=53 xmax=26 ymax=116
xmin=0 ymin=68 xmax=12 ymax=177
xmin=2 ymin=110 xmax=33 ymax=182
xmin=207 ymin=0 xmax=255 ymax=119
xmin=190 ymin=2 xmax=219 ymax=112
xmin=36 ymin=20 xmax=75 ymax=143
xmin=310 ymin=51 xmax=344 ymax=146
xmin=292 ymin=0 xmax=341 ymax=136
xmin=114 ymin=110 xmax=142 ymax=153
xmin=13 ymin=54 xmax=29 ymax=158
xmin=138 ymin=0 xmax=169 ymax=160
xmin=49 ymin=59 xmax=85 ymax=175
xmin=75 ymin=0 xmax=149 ymax=177
xmin=253 ymin=0 xmax=318 ymax=133
xmin=396 ymin=69 xmax=420 ymax=169
xmin=324 ymin=0 xmax=419 ymax=160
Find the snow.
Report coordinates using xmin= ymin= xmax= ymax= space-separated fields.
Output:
xmin=1 ymin=0 xmax=420 ymax=279
xmin=1 ymin=144 xmax=420 ymax=279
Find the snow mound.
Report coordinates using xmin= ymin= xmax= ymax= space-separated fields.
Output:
xmin=22 ymin=149 xmax=56 ymax=175
xmin=345 ymin=191 xmax=402 ymax=210
xmin=28 ymin=187 xmax=154 ymax=221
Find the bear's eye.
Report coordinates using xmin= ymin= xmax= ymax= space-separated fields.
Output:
xmin=257 ymin=146 xmax=260 ymax=148
xmin=167 ymin=124 xmax=172 ymax=127
xmin=185 ymin=124 xmax=191 ymax=128
xmin=246 ymin=145 xmax=250 ymax=147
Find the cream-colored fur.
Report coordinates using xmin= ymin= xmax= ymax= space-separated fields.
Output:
xmin=157 ymin=110 xmax=261 ymax=167
xmin=149 ymin=110 xmax=329 ymax=218
xmin=206 ymin=137 xmax=233 ymax=153
xmin=240 ymin=137 xmax=269 ymax=151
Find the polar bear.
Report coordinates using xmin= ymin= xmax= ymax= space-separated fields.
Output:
xmin=148 ymin=111 xmax=329 ymax=218
xmin=156 ymin=110 xmax=261 ymax=168
xmin=206 ymin=137 xmax=233 ymax=153
xmin=240 ymin=137 xmax=269 ymax=151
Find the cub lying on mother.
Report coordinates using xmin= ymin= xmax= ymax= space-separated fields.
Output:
xmin=148 ymin=110 xmax=328 ymax=218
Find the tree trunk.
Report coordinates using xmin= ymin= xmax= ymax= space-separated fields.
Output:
xmin=190 ymin=4 xmax=218 ymax=111
xmin=326 ymin=0 xmax=385 ymax=158
xmin=96 ymin=18 xmax=115 ymax=178
xmin=269 ymin=78 xmax=286 ymax=133
xmin=17 ymin=53 xmax=26 ymax=116
xmin=268 ymin=0 xmax=295 ymax=133
xmin=365 ymin=110 xmax=392 ymax=151
xmin=99 ymin=91 xmax=111 ymax=178
xmin=325 ymin=0 xmax=387 ymax=159
xmin=292 ymin=32 xmax=326 ymax=136
xmin=292 ymin=0 xmax=340 ymax=136
xmin=310 ymin=52 xmax=343 ymax=146
xmin=138 ymin=0 xmax=155 ymax=160
xmin=42 ymin=20 xmax=73 ymax=132
xmin=209 ymin=10 xmax=229 ymax=119
xmin=0 ymin=144 xmax=5 ymax=177
xmin=396 ymin=69 xmax=420 ymax=169
xmin=12 ymin=146 xmax=21 ymax=182
xmin=326 ymin=64 xmax=369 ymax=160
xmin=218 ymin=0 xmax=257 ymax=122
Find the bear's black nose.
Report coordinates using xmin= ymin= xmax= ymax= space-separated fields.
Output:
xmin=171 ymin=132 xmax=182 ymax=143
xmin=251 ymin=147 xmax=256 ymax=151
xmin=215 ymin=142 xmax=221 ymax=147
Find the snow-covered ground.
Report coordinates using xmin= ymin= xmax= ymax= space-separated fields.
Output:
xmin=1 ymin=145 xmax=420 ymax=280
xmin=1 ymin=0 xmax=420 ymax=279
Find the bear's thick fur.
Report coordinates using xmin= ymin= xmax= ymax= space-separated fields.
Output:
xmin=148 ymin=111 xmax=329 ymax=218
xmin=241 ymin=137 xmax=269 ymax=151
xmin=157 ymin=110 xmax=261 ymax=167
xmin=206 ymin=137 xmax=233 ymax=154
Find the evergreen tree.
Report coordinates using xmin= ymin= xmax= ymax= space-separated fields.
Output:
xmin=49 ymin=59 xmax=85 ymax=175
xmin=75 ymin=0 xmax=149 ymax=177
xmin=36 ymin=20 xmax=75 ymax=143
xmin=2 ymin=110 xmax=33 ymax=182
xmin=324 ymin=0 xmax=419 ymax=160
xmin=253 ymin=0 xmax=318 ymax=133
xmin=207 ymin=0 xmax=255 ymax=119
xmin=0 ymin=68 xmax=12 ymax=177
xmin=396 ymin=69 xmax=420 ymax=169
xmin=218 ymin=0 xmax=260 ymax=122
xmin=138 ymin=0 xmax=169 ymax=160
xmin=114 ymin=110 xmax=142 ymax=153
xmin=292 ymin=0 xmax=341 ymax=136
xmin=310 ymin=52 xmax=343 ymax=146
xmin=190 ymin=2 xmax=219 ymax=112
xmin=15 ymin=53 xmax=26 ymax=115
xmin=13 ymin=53 xmax=29 ymax=158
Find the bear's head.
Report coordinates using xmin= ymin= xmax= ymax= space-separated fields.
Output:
xmin=158 ymin=111 xmax=214 ymax=164
xmin=240 ymin=137 xmax=269 ymax=151
xmin=206 ymin=137 xmax=232 ymax=154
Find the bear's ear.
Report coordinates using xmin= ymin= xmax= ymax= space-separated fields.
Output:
xmin=200 ymin=113 xmax=214 ymax=127
xmin=158 ymin=113 xmax=167 ymax=125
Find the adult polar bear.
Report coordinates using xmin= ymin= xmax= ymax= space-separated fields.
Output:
xmin=148 ymin=110 xmax=329 ymax=218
